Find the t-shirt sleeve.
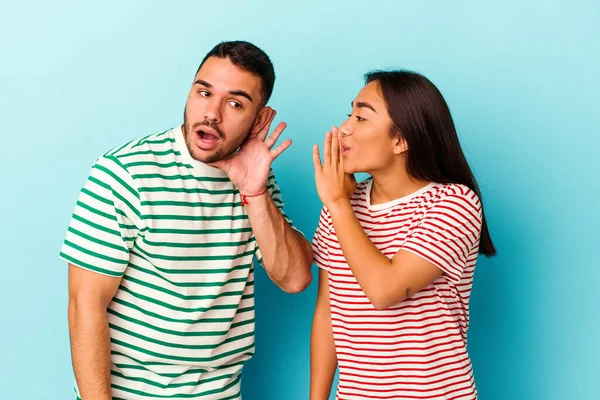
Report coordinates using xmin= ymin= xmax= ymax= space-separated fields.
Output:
xmin=311 ymin=206 xmax=332 ymax=272
xmin=399 ymin=189 xmax=482 ymax=283
xmin=254 ymin=170 xmax=304 ymax=266
xmin=59 ymin=155 xmax=142 ymax=277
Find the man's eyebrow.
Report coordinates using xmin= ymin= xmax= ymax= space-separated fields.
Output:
xmin=194 ymin=79 xmax=212 ymax=88
xmin=229 ymin=90 xmax=253 ymax=103
xmin=351 ymin=101 xmax=377 ymax=113
xmin=194 ymin=79 xmax=253 ymax=103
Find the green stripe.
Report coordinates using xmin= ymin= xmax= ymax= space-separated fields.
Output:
xmin=142 ymin=227 xmax=252 ymax=235
xmin=132 ymin=173 xmax=230 ymax=182
xmin=112 ymin=296 xmax=225 ymax=324
xmin=107 ymin=137 xmax=138 ymax=157
xmin=117 ymin=149 xmax=181 ymax=158
xmin=111 ymin=353 xmax=246 ymax=374
xmin=113 ymin=363 xmax=207 ymax=377
xmin=117 ymin=283 xmax=253 ymax=315
xmin=138 ymin=186 xmax=235 ymax=195
xmin=219 ymin=392 xmax=243 ymax=400
xmin=111 ymin=369 xmax=235 ymax=390
xmin=140 ymin=200 xmax=242 ymax=208
xmin=68 ymin=226 xmax=128 ymax=252
xmin=111 ymin=295 xmax=254 ymax=324
xmin=141 ymin=237 xmax=254 ymax=249
xmin=71 ymin=213 xmax=121 ymax=237
xmin=76 ymin=200 xmax=117 ymax=222
xmin=111 ymin=337 xmax=254 ymax=363
xmin=131 ymin=132 xmax=157 ymax=149
xmin=109 ymin=324 xmax=255 ymax=350
xmin=110 ymin=373 xmax=241 ymax=398
xmin=123 ymin=161 xmax=192 ymax=169
xmin=112 ymin=189 xmax=141 ymax=218
xmin=121 ymin=276 xmax=253 ymax=302
xmin=81 ymin=187 xmax=112 ymax=206
xmin=119 ymin=223 xmax=137 ymax=230
xmin=127 ymin=260 xmax=252 ymax=281
xmin=88 ymin=175 xmax=112 ymax=191
xmin=64 ymin=239 xmax=128 ymax=265
xmin=140 ymin=214 xmax=248 ymax=221
xmin=60 ymin=252 xmax=123 ymax=277
xmin=133 ymin=243 xmax=254 ymax=262
xmin=111 ymin=350 xmax=173 ymax=366
xmin=129 ymin=259 xmax=251 ymax=275
xmin=108 ymin=307 xmax=254 ymax=336
xmin=94 ymin=162 xmax=139 ymax=200
xmin=131 ymin=133 xmax=174 ymax=149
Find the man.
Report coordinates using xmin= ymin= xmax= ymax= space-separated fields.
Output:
xmin=60 ymin=41 xmax=313 ymax=399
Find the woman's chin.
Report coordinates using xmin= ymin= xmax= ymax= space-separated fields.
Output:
xmin=343 ymin=164 xmax=358 ymax=175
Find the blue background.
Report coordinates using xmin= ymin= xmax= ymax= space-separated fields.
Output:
xmin=1 ymin=0 xmax=598 ymax=398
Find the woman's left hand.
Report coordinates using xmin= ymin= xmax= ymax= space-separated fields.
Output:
xmin=313 ymin=127 xmax=357 ymax=210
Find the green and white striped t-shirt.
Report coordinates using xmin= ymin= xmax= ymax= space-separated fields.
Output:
xmin=60 ymin=125 xmax=296 ymax=399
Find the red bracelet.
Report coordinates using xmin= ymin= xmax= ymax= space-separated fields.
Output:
xmin=240 ymin=189 xmax=268 ymax=205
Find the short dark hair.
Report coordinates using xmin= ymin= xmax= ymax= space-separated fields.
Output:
xmin=365 ymin=70 xmax=496 ymax=257
xmin=198 ymin=41 xmax=275 ymax=105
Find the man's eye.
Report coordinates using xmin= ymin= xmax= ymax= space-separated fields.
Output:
xmin=229 ymin=101 xmax=242 ymax=109
xmin=199 ymin=90 xmax=210 ymax=97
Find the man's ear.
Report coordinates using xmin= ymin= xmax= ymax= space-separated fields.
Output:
xmin=392 ymin=136 xmax=408 ymax=155
xmin=250 ymin=106 xmax=274 ymax=136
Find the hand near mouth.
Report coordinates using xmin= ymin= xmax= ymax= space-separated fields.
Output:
xmin=313 ymin=126 xmax=357 ymax=209
xmin=209 ymin=108 xmax=292 ymax=196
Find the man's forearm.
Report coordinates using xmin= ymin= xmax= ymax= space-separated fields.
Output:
xmin=244 ymin=193 xmax=312 ymax=293
xmin=68 ymin=301 xmax=112 ymax=400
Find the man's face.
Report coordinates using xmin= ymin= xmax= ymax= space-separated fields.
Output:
xmin=183 ymin=56 xmax=265 ymax=163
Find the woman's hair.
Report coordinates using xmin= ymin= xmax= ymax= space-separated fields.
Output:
xmin=365 ymin=70 xmax=496 ymax=256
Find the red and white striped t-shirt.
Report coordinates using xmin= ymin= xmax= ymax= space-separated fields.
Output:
xmin=312 ymin=179 xmax=483 ymax=400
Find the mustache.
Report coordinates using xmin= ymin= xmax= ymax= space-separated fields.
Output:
xmin=192 ymin=120 xmax=225 ymax=139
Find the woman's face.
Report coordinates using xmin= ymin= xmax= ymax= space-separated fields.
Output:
xmin=338 ymin=81 xmax=405 ymax=175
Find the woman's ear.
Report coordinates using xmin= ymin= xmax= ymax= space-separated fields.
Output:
xmin=392 ymin=136 xmax=408 ymax=155
xmin=250 ymin=106 xmax=274 ymax=136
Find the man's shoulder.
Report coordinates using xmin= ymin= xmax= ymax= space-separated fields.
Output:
xmin=102 ymin=127 xmax=177 ymax=160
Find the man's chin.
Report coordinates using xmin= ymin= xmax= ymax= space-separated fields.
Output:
xmin=190 ymin=147 xmax=236 ymax=165
xmin=190 ymin=151 xmax=221 ymax=164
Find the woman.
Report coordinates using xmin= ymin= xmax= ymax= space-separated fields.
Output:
xmin=310 ymin=70 xmax=496 ymax=400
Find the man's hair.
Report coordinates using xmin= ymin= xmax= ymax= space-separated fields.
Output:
xmin=198 ymin=41 xmax=275 ymax=105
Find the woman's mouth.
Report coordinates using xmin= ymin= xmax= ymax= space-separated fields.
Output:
xmin=341 ymin=144 xmax=350 ymax=156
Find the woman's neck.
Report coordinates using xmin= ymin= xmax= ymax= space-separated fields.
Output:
xmin=369 ymin=166 xmax=431 ymax=205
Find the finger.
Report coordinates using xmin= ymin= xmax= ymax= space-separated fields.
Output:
xmin=331 ymin=127 xmax=340 ymax=168
xmin=258 ymin=108 xmax=277 ymax=140
xmin=264 ymin=122 xmax=287 ymax=149
xmin=323 ymin=131 xmax=332 ymax=167
xmin=312 ymin=144 xmax=322 ymax=170
xmin=270 ymin=139 xmax=292 ymax=160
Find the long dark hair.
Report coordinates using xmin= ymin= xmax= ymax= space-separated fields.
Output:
xmin=365 ymin=70 xmax=496 ymax=256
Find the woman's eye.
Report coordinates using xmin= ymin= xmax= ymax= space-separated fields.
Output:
xmin=347 ymin=113 xmax=365 ymax=122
